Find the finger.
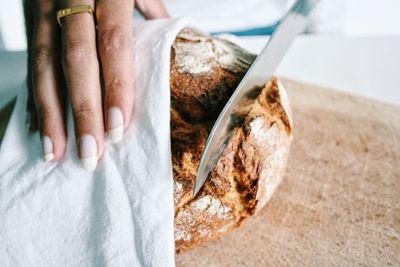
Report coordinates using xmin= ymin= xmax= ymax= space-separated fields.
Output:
xmin=135 ymin=0 xmax=170 ymax=19
xmin=31 ymin=0 xmax=66 ymax=161
xmin=60 ymin=0 xmax=104 ymax=171
xmin=96 ymin=0 xmax=134 ymax=143
xmin=23 ymin=0 xmax=38 ymax=131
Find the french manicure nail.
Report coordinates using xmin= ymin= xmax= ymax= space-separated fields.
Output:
xmin=42 ymin=135 xmax=54 ymax=162
xmin=79 ymin=135 xmax=98 ymax=171
xmin=108 ymin=107 xmax=124 ymax=143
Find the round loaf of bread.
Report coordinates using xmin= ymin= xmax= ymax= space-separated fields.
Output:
xmin=170 ymin=29 xmax=293 ymax=253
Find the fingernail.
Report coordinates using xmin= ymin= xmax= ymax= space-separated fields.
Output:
xmin=108 ymin=107 xmax=124 ymax=143
xmin=42 ymin=135 xmax=54 ymax=162
xmin=79 ymin=135 xmax=98 ymax=171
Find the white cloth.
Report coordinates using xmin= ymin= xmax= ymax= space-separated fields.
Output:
xmin=0 ymin=18 xmax=194 ymax=267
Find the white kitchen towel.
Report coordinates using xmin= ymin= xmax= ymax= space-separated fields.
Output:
xmin=0 ymin=18 xmax=194 ymax=267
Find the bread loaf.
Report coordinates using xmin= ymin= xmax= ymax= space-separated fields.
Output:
xmin=170 ymin=29 xmax=293 ymax=253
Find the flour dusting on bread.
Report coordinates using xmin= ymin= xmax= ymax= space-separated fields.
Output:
xmin=172 ymin=28 xmax=255 ymax=75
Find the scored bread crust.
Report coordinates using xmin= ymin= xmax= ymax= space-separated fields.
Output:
xmin=170 ymin=29 xmax=293 ymax=253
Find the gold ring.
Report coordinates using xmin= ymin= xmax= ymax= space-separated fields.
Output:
xmin=56 ymin=4 xmax=94 ymax=27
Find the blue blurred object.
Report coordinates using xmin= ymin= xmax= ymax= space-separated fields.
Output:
xmin=211 ymin=22 xmax=279 ymax=36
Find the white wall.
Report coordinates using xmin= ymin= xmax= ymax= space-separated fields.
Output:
xmin=0 ymin=0 xmax=26 ymax=51
xmin=343 ymin=0 xmax=400 ymax=35
xmin=0 ymin=0 xmax=400 ymax=51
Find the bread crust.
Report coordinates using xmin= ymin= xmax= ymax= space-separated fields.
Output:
xmin=170 ymin=29 xmax=292 ymax=253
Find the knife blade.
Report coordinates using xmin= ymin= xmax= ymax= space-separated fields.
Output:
xmin=193 ymin=0 xmax=319 ymax=197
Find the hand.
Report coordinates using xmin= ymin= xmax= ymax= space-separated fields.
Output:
xmin=24 ymin=0 xmax=169 ymax=170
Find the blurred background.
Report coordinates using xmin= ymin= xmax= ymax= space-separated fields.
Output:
xmin=0 ymin=0 xmax=400 ymax=107
xmin=1 ymin=0 xmax=400 ymax=51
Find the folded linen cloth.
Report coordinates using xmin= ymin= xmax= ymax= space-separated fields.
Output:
xmin=0 ymin=18 xmax=194 ymax=267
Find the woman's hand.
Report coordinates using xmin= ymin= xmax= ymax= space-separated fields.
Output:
xmin=24 ymin=0 xmax=169 ymax=170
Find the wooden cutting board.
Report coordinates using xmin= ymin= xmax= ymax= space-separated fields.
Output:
xmin=175 ymin=79 xmax=400 ymax=266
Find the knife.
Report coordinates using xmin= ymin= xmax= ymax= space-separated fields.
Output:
xmin=193 ymin=0 xmax=319 ymax=197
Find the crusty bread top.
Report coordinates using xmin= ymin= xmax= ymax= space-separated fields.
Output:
xmin=170 ymin=28 xmax=256 ymax=121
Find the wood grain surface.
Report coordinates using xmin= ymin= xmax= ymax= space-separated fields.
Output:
xmin=175 ymin=79 xmax=400 ymax=266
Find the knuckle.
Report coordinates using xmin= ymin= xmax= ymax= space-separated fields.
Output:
xmin=31 ymin=46 xmax=53 ymax=73
xmin=73 ymin=102 xmax=97 ymax=120
xmin=32 ymin=1 xmax=54 ymax=19
xmin=100 ymin=25 xmax=131 ymax=54
xmin=63 ymin=40 xmax=92 ymax=66
xmin=37 ymin=1 xmax=54 ymax=15
xmin=36 ymin=105 xmax=54 ymax=122
xmin=105 ymin=77 xmax=129 ymax=94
